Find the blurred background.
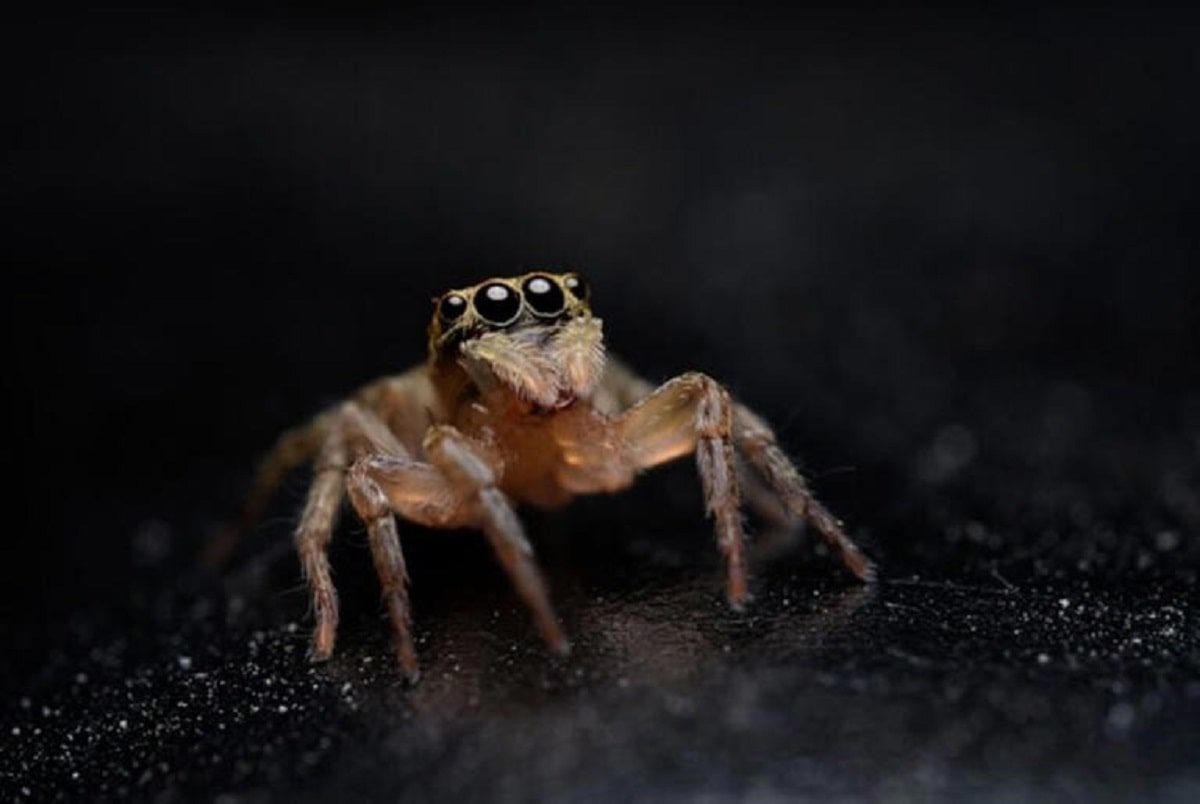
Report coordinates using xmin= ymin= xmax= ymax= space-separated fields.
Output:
xmin=2 ymin=6 xmax=1198 ymax=799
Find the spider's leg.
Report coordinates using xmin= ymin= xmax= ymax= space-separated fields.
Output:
xmin=618 ymin=372 xmax=749 ymax=608
xmin=204 ymin=415 xmax=331 ymax=567
xmin=595 ymin=358 xmax=790 ymax=535
xmin=298 ymin=401 xmax=416 ymax=663
xmin=324 ymin=402 xmax=428 ymax=677
xmin=355 ymin=428 xmax=569 ymax=655
xmin=733 ymin=404 xmax=875 ymax=582
xmin=296 ymin=431 xmax=348 ymax=661
xmin=423 ymin=426 xmax=569 ymax=654
xmin=345 ymin=457 xmax=420 ymax=682
xmin=736 ymin=454 xmax=804 ymax=562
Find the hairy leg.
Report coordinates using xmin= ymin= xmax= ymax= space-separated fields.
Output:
xmin=208 ymin=368 xmax=438 ymax=569
xmin=352 ymin=428 xmax=569 ymax=655
xmin=736 ymin=455 xmax=807 ymax=562
xmin=298 ymin=402 xmax=414 ymax=662
xmin=733 ymin=404 xmax=875 ymax=581
xmin=619 ymin=372 xmax=749 ymax=607
xmin=344 ymin=457 xmax=420 ymax=682
xmin=352 ymin=367 xmax=444 ymax=456
xmin=203 ymin=415 xmax=331 ymax=567
xmin=296 ymin=433 xmax=347 ymax=660
xmin=423 ymin=426 xmax=569 ymax=653
xmin=595 ymin=359 xmax=803 ymax=532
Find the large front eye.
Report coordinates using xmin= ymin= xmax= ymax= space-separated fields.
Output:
xmin=438 ymin=293 xmax=468 ymax=324
xmin=473 ymin=282 xmax=521 ymax=325
xmin=522 ymin=274 xmax=565 ymax=317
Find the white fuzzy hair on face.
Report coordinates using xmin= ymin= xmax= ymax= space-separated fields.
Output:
xmin=459 ymin=317 xmax=606 ymax=410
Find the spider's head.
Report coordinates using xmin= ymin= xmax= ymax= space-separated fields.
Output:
xmin=427 ymin=271 xmax=605 ymax=410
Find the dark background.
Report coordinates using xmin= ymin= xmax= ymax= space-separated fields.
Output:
xmin=2 ymin=7 xmax=1198 ymax=801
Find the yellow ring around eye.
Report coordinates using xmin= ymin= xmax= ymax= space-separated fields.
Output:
xmin=472 ymin=281 xmax=522 ymax=326
xmin=523 ymin=273 xmax=566 ymax=317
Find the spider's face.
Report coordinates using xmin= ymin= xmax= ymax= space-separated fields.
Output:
xmin=427 ymin=271 xmax=606 ymax=409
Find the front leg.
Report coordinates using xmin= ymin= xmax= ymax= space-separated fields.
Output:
xmin=349 ymin=427 xmax=569 ymax=659
xmin=423 ymin=426 xmax=570 ymax=654
xmin=618 ymin=372 xmax=749 ymax=608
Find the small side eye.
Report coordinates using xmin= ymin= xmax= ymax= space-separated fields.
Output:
xmin=473 ymin=282 xmax=522 ymax=325
xmin=439 ymin=293 xmax=468 ymax=323
xmin=563 ymin=272 xmax=589 ymax=301
xmin=522 ymin=274 xmax=566 ymax=317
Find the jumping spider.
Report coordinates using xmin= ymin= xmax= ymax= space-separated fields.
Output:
xmin=216 ymin=271 xmax=874 ymax=682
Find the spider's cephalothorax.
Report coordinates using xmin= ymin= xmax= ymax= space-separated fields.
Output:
xmin=426 ymin=271 xmax=604 ymax=412
xmin=217 ymin=270 xmax=874 ymax=684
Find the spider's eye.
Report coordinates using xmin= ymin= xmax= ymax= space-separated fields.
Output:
xmin=563 ymin=273 xmax=589 ymax=301
xmin=473 ymin=282 xmax=521 ymax=325
xmin=438 ymin=293 xmax=468 ymax=323
xmin=522 ymin=274 xmax=565 ymax=317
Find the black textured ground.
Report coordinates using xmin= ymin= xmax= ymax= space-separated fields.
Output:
xmin=3 ymin=8 xmax=1199 ymax=803
xmin=4 ymin=384 xmax=1199 ymax=802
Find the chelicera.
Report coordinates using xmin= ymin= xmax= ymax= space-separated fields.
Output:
xmin=213 ymin=271 xmax=874 ymax=682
